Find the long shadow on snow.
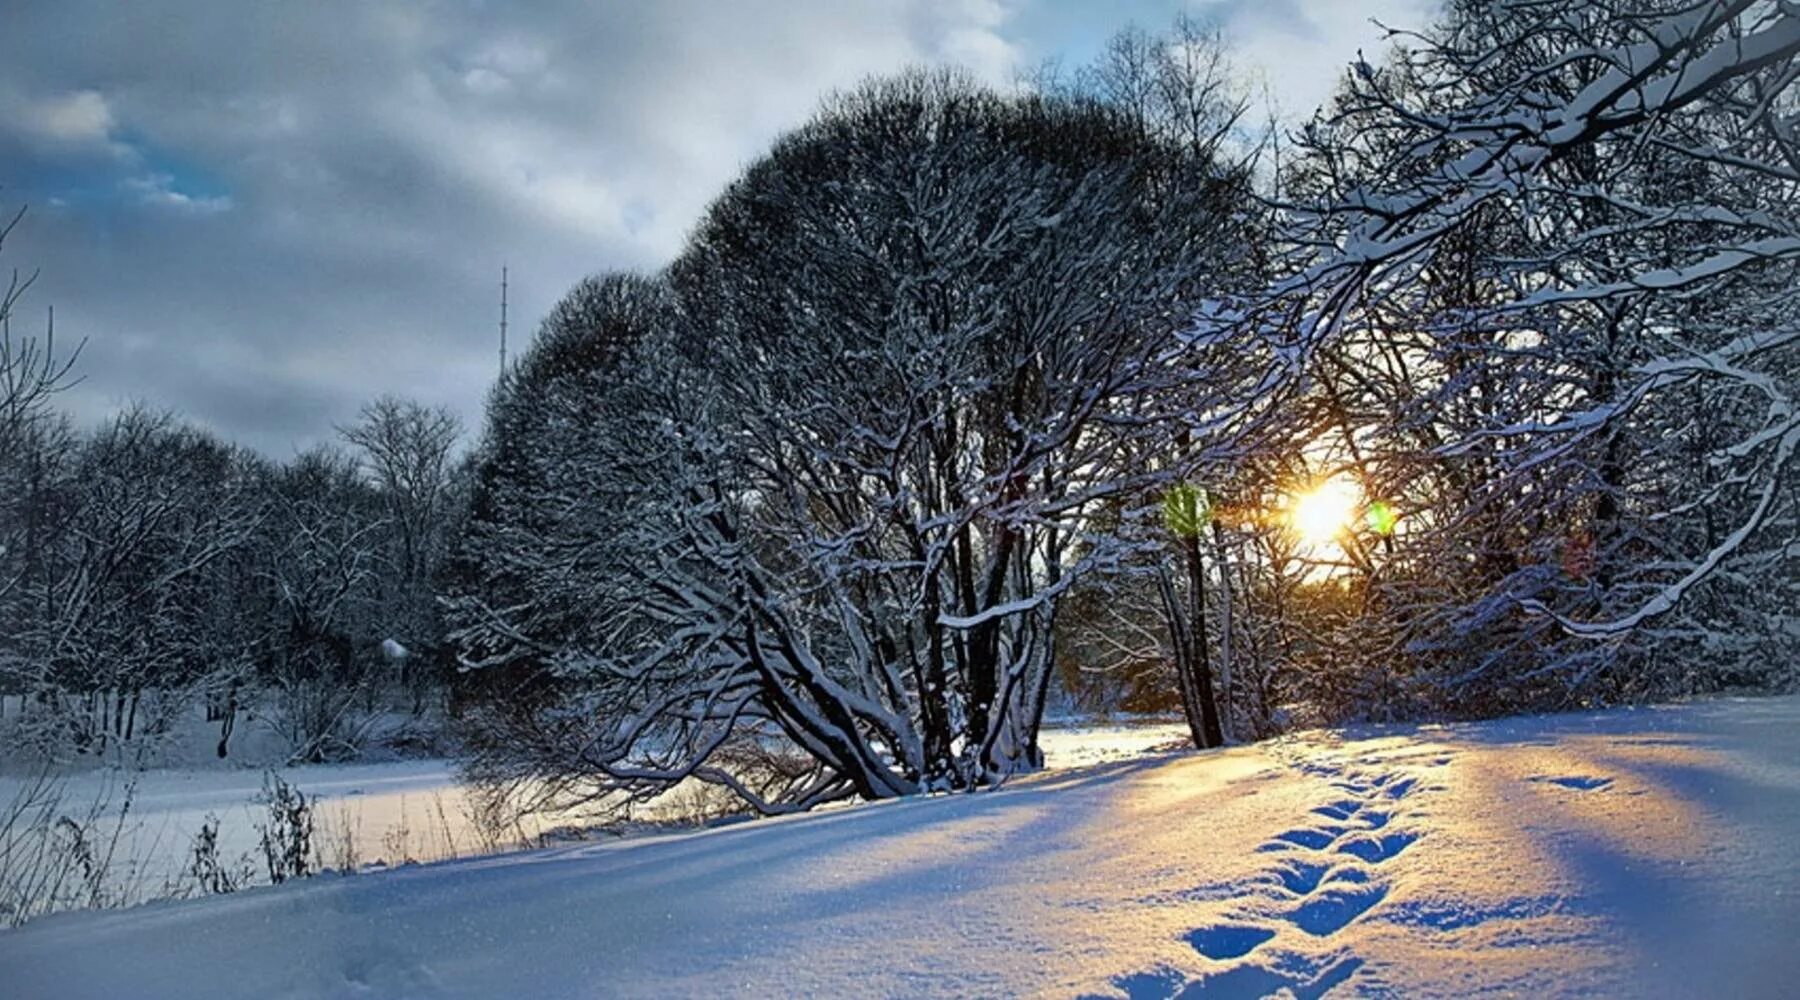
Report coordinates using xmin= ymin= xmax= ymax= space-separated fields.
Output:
xmin=301 ymin=753 xmax=1186 ymax=928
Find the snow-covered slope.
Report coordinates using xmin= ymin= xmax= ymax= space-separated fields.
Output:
xmin=3 ymin=698 xmax=1796 ymax=998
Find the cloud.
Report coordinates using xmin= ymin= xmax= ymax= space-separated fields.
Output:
xmin=0 ymin=0 xmax=1438 ymax=457
xmin=461 ymin=68 xmax=513 ymax=97
xmin=4 ymin=87 xmax=132 ymax=159
xmin=23 ymin=89 xmax=116 ymax=144
xmin=122 ymin=173 xmax=233 ymax=213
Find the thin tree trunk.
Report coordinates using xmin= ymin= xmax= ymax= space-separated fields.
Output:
xmin=217 ymin=681 xmax=238 ymax=759
xmin=1210 ymin=520 xmax=1235 ymax=743
xmin=1159 ymin=568 xmax=1201 ymax=746
xmin=1183 ymin=534 xmax=1224 ymax=748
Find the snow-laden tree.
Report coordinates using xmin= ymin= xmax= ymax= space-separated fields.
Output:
xmin=1030 ymin=20 xmax=1324 ymax=746
xmin=443 ymin=272 xmax=679 ymax=720
xmin=0 ymin=208 xmax=475 ymax=761
xmin=339 ymin=396 xmax=462 ymax=710
xmin=448 ymin=72 xmax=1260 ymax=810
xmin=1274 ymin=0 xmax=1800 ymax=709
xmin=669 ymin=71 xmax=1240 ymax=787
xmin=441 ymin=273 xmax=764 ymax=807
xmin=248 ymin=446 xmax=394 ymax=761
xmin=3 ymin=408 xmax=262 ymax=756
xmin=1043 ymin=13 xmax=1255 ymax=164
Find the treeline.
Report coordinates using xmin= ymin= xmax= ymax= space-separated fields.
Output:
xmin=445 ymin=3 xmax=1797 ymax=816
xmin=0 ymin=242 xmax=467 ymax=762
xmin=3 ymin=2 xmax=1794 ymax=799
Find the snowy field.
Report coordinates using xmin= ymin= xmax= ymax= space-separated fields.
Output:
xmin=2 ymin=698 xmax=1796 ymax=998
xmin=0 ymin=717 xmax=1190 ymax=906
xmin=0 ymin=758 xmax=510 ymax=902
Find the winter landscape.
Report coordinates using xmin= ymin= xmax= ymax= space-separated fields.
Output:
xmin=2 ymin=1 xmax=1797 ymax=997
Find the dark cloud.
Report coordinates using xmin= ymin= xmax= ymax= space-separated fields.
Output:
xmin=1 ymin=0 xmax=1433 ymax=455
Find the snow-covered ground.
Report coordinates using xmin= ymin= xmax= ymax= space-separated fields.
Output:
xmin=0 ymin=716 xmax=1189 ymax=908
xmin=2 ymin=697 xmax=1796 ymax=998
xmin=0 ymin=759 xmax=503 ymax=904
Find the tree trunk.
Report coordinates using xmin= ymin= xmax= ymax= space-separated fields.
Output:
xmin=1183 ymin=533 xmax=1225 ymax=748
xmin=1210 ymin=520 xmax=1235 ymax=742
xmin=216 ymin=681 xmax=238 ymax=759
xmin=1161 ymin=541 xmax=1223 ymax=751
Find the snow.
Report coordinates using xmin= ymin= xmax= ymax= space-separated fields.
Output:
xmin=0 ymin=759 xmax=501 ymax=905
xmin=0 ymin=717 xmax=1189 ymax=907
xmin=1036 ymin=717 xmax=1189 ymax=769
xmin=3 ymin=697 xmax=1797 ymax=997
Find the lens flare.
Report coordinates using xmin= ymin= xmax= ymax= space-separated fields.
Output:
xmin=1365 ymin=500 xmax=1398 ymax=537
xmin=1162 ymin=483 xmax=1210 ymax=538
xmin=1289 ymin=475 xmax=1362 ymax=546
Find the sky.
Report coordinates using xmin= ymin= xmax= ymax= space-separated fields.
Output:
xmin=1 ymin=0 xmax=1438 ymax=457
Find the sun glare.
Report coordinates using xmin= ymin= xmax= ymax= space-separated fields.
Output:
xmin=1290 ymin=475 xmax=1362 ymax=546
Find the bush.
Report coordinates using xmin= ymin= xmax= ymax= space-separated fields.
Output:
xmin=256 ymin=772 xmax=314 ymax=884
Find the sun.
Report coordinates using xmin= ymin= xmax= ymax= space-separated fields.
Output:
xmin=1289 ymin=474 xmax=1362 ymax=546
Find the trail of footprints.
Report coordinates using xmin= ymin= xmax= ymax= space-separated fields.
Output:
xmin=1232 ymin=762 xmax=1419 ymax=950
xmin=1110 ymin=751 xmax=1449 ymax=999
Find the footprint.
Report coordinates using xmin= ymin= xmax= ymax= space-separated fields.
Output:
xmin=1291 ymin=883 xmax=1390 ymax=936
xmin=1109 ymin=964 xmax=1185 ymax=1000
xmin=1175 ymin=963 xmax=1295 ymax=999
xmin=1178 ymin=955 xmax=1364 ymax=1000
xmin=1311 ymin=800 xmax=1362 ymax=821
xmin=1270 ymin=859 xmax=1330 ymax=894
xmin=1530 ymin=775 xmax=1612 ymax=791
xmin=1271 ymin=827 xmax=1342 ymax=851
xmin=1185 ymin=923 xmax=1276 ymax=960
xmin=1383 ymin=777 xmax=1417 ymax=799
xmin=1337 ymin=830 xmax=1418 ymax=864
xmin=1325 ymin=866 xmax=1370 ymax=885
xmin=1358 ymin=809 xmax=1390 ymax=830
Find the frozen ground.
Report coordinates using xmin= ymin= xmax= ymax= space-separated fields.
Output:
xmin=2 ymin=697 xmax=1796 ymax=998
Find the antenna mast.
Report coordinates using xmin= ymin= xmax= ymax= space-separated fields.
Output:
xmin=498 ymin=265 xmax=509 ymax=377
